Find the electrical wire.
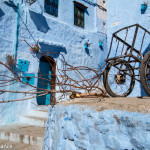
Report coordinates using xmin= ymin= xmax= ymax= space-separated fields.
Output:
xmin=17 ymin=0 xmax=106 ymax=43
xmin=2 ymin=0 xmax=36 ymax=42
xmin=18 ymin=12 xmax=36 ymax=42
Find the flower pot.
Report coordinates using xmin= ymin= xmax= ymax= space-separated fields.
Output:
xmin=141 ymin=3 xmax=147 ymax=14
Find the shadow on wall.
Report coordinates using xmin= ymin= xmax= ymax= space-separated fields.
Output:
xmin=4 ymin=1 xmax=17 ymax=12
xmin=29 ymin=10 xmax=50 ymax=33
xmin=143 ymin=44 xmax=150 ymax=56
xmin=85 ymin=48 xmax=90 ymax=56
xmin=0 ymin=8 xmax=5 ymax=19
xmin=140 ymin=44 xmax=150 ymax=96
xmin=85 ymin=9 xmax=89 ymax=16
xmin=39 ymin=42 xmax=67 ymax=58
xmin=99 ymin=45 xmax=104 ymax=51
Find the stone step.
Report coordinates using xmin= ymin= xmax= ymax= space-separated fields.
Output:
xmin=0 ymin=124 xmax=45 ymax=146
xmin=20 ymin=116 xmax=47 ymax=127
xmin=0 ymin=139 xmax=42 ymax=150
xmin=28 ymin=109 xmax=48 ymax=118
xmin=31 ymin=106 xmax=50 ymax=112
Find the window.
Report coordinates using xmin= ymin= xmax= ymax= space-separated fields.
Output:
xmin=44 ymin=0 xmax=59 ymax=17
xmin=25 ymin=0 xmax=36 ymax=5
xmin=74 ymin=1 xmax=87 ymax=28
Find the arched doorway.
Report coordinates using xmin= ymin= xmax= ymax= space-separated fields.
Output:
xmin=37 ymin=56 xmax=56 ymax=105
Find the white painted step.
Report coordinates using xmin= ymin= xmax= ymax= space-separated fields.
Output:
xmin=28 ymin=109 xmax=48 ymax=118
xmin=20 ymin=116 xmax=47 ymax=127
xmin=0 ymin=139 xmax=42 ymax=150
xmin=0 ymin=123 xmax=45 ymax=146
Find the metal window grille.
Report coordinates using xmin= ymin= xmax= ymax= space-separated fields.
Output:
xmin=44 ymin=0 xmax=59 ymax=17
xmin=25 ymin=0 xmax=36 ymax=5
xmin=74 ymin=4 xmax=84 ymax=28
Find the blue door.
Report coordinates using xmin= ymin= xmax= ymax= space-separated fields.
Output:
xmin=37 ymin=61 xmax=52 ymax=105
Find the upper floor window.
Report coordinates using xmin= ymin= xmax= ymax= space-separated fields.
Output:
xmin=25 ymin=0 xmax=36 ymax=5
xmin=44 ymin=0 xmax=59 ymax=17
xmin=74 ymin=1 xmax=87 ymax=28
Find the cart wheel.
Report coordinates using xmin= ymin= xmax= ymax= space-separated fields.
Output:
xmin=103 ymin=59 xmax=135 ymax=97
xmin=140 ymin=51 xmax=150 ymax=96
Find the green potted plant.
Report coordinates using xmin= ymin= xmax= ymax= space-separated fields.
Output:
xmin=30 ymin=43 xmax=39 ymax=53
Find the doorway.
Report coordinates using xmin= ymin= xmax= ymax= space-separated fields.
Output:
xmin=37 ymin=56 xmax=56 ymax=105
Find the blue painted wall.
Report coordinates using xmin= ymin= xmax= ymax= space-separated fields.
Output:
xmin=0 ymin=0 xmax=107 ymax=124
xmin=44 ymin=104 xmax=150 ymax=150
xmin=1 ymin=0 xmax=150 ymax=125
xmin=107 ymin=0 xmax=150 ymax=97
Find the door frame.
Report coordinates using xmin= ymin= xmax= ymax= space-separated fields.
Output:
xmin=39 ymin=56 xmax=56 ymax=105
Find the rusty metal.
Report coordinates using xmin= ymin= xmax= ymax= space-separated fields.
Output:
xmin=0 ymin=24 xmax=149 ymax=104
xmin=0 ymin=39 xmax=107 ymax=105
xmin=106 ymin=24 xmax=150 ymax=82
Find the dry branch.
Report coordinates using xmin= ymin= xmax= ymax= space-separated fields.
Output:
xmin=0 ymin=39 xmax=106 ymax=105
